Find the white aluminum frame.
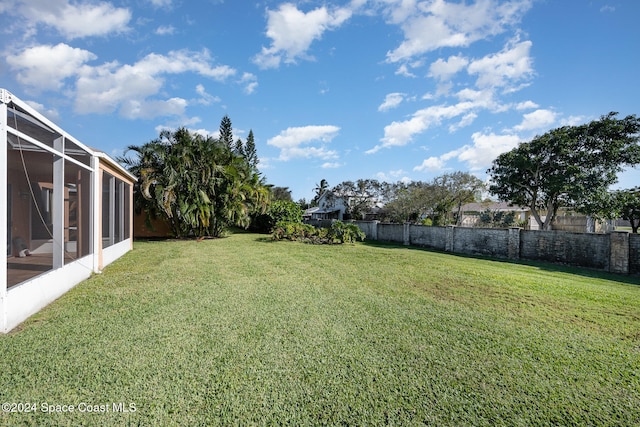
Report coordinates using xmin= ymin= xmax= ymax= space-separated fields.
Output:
xmin=1 ymin=89 xmax=136 ymax=333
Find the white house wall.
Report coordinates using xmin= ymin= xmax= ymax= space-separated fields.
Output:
xmin=3 ymin=255 xmax=93 ymax=332
xmin=101 ymin=238 xmax=132 ymax=269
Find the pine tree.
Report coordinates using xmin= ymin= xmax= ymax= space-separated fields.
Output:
xmin=234 ymin=138 xmax=245 ymax=157
xmin=219 ymin=115 xmax=233 ymax=151
xmin=244 ymin=130 xmax=258 ymax=170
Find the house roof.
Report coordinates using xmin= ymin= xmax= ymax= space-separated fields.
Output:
xmin=304 ymin=206 xmax=341 ymax=215
xmin=461 ymin=201 xmax=529 ymax=213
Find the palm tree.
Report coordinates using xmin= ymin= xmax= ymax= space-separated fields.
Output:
xmin=122 ymin=122 xmax=270 ymax=238
xmin=312 ymin=179 xmax=329 ymax=206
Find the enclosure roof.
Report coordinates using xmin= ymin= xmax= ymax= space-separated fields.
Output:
xmin=1 ymin=88 xmax=135 ymax=182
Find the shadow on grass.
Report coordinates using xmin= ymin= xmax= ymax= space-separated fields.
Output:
xmin=359 ymin=239 xmax=640 ymax=287
xmin=254 ymin=236 xmax=278 ymax=243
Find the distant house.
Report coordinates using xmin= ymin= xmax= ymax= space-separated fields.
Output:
xmin=460 ymin=202 xmax=615 ymax=232
xmin=552 ymin=209 xmax=614 ymax=233
xmin=459 ymin=201 xmax=535 ymax=229
xmin=304 ymin=191 xmax=347 ymax=221
xmin=1 ymin=89 xmax=136 ymax=333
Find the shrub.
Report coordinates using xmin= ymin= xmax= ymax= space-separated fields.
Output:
xmin=252 ymin=200 xmax=303 ymax=233
xmin=326 ymin=221 xmax=366 ymax=244
xmin=271 ymin=221 xmax=316 ymax=241
xmin=420 ymin=217 xmax=433 ymax=226
xmin=271 ymin=221 xmax=365 ymax=244
xmin=478 ymin=209 xmax=516 ymax=228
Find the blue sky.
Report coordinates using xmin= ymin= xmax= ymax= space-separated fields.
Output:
xmin=1 ymin=0 xmax=638 ymax=201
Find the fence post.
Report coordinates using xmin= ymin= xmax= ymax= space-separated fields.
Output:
xmin=446 ymin=225 xmax=455 ymax=252
xmin=371 ymin=221 xmax=378 ymax=241
xmin=508 ymin=227 xmax=522 ymax=260
xmin=403 ymin=223 xmax=410 ymax=246
xmin=609 ymin=231 xmax=630 ymax=274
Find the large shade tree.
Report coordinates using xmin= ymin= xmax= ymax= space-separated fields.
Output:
xmin=120 ymin=122 xmax=269 ymax=238
xmin=488 ymin=113 xmax=640 ymax=230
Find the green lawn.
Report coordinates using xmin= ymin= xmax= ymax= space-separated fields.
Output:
xmin=1 ymin=232 xmax=639 ymax=426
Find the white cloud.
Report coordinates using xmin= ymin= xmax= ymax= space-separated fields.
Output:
xmin=155 ymin=25 xmax=176 ymax=35
xmin=7 ymin=44 xmax=243 ymax=119
xmin=25 ymin=100 xmax=60 ymax=122
xmin=149 ymin=0 xmax=174 ymax=7
xmin=253 ymin=3 xmax=352 ymax=68
xmin=132 ymin=50 xmax=236 ymax=80
xmin=417 ymin=131 xmax=521 ymax=173
xmin=448 ymin=112 xmax=478 ymax=132
xmin=376 ymin=169 xmax=411 ymax=183
xmin=378 ymin=93 xmax=406 ymax=112
xmin=239 ymin=72 xmax=258 ymax=94
xmin=454 ymin=88 xmax=495 ymax=107
xmin=515 ymin=100 xmax=539 ymax=110
xmin=267 ymin=125 xmax=340 ymax=161
xmin=368 ymin=101 xmax=476 ymax=153
xmin=10 ymin=0 xmax=131 ymax=39
xmin=513 ymin=109 xmax=557 ymax=131
xmin=6 ymin=43 xmax=97 ymax=91
xmin=395 ymin=64 xmax=416 ymax=78
xmin=194 ymin=84 xmax=221 ymax=105
xmin=414 ymin=156 xmax=446 ymax=172
xmin=74 ymin=49 xmax=235 ymax=116
xmin=467 ymin=39 xmax=534 ymax=90
xmin=321 ymin=162 xmax=343 ymax=169
xmin=385 ymin=0 xmax=532 ymax=63
xmin=457 ymin=132 xmax=521 ymax=169
xmin=560 ymin=115 xmax=586 ymax=126
xmin=429 ymin=55 xmax=469 ymax=81
xmin=120 ymin=97 xmax=188 ymax=120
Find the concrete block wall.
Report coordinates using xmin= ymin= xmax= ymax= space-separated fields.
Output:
xmin=408 ymin=225 xmax=447 ymax=251
xmin=451 ymin=227 xmax=509 ymax=258
xmin=520 ymin=230 xmax=610 ymax=270
xmin=377 ymin=223 xmax=405 ymax=244
xmin=351 ymin=221 xmax=637 ymax=274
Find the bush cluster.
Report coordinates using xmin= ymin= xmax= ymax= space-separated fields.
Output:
xmin=271 ymin=221 xmax=365 ymax=244
xmin=252 ymin=200 xmax=303 ymax=233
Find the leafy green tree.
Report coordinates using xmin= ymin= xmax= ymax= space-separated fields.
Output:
xmin=612 ymin=188 xmax=640 ymax=233
xmin=250 ymin=199 xmax=303 ymax=233
xmin=431 ymin=172 xmax=485 ymax=225
xmin=585 ymin=188 xmax=640 ymax=233
xmin=380 ymin=181 xmax=432 ymax=223
xmin=380 ymin=173 xmax=483 ymax=224
xmin=297 ymin=198 xmax=310 ymax=210
xmin=488 ymin=113 xmax=640 ymax=230
xmin=270 ymin=200 xmax=303 ymax=223
xmin=331 ymin=179 xmax=385 ymax=220
xmin=271 ymin=186 xmax=293 ymax=202
xmin=121 ymin=119 xmax=269 ymax=238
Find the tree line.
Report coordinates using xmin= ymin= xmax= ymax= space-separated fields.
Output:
xmin=304 ymin=172 xmax=486 ymax=226
xmin=121 ymin=111 xmax=640 ymax=237
xmin=305 ymin=112 xmax=640 ymax=232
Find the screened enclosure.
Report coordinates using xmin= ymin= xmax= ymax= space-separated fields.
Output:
xmin=1 ymin=89 xmax=135 ymax=332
